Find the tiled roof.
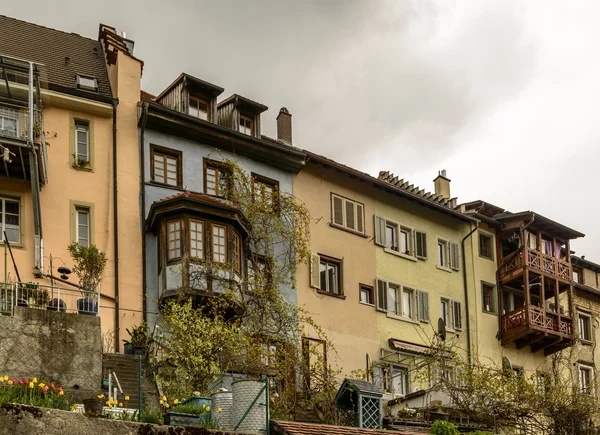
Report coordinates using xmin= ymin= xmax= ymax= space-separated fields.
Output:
xmin=273 ymin=421 xmax=426 ymax=435
xmin=378 ymin=170 xmax=457 ymax=209
xmin=140 ymin=90 xmax=156 ymax=101
xmin=0 ymin=15 xmax=112 ymax=98
xmin=154 ymin=190 xmax=238 ymax=209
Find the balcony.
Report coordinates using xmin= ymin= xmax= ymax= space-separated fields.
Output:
xmin=499 ymin=247 xmax=571 ymax=284
xmin=501 ymin=305 xmax=573 ymax=355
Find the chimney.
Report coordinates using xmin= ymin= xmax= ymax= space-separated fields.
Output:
xmin=433 ymin=169 xmax=451 ymax=199
xmin=276 ymin=107 xmax=292 ymax=144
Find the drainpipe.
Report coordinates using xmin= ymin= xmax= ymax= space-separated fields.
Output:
xmin=461 ymin=221 xmax=479 ymax=365
xmin=495 ymin=214 xmax=536 ymax=340
xmin=139 ymin=102 xmax=149 ymax=322
xmin=112 ymin=99 xmax=120 ymax=352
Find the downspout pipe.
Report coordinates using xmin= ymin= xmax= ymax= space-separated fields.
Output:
xmin=495 ymin=213 xmax=536 ymax=340
xmin=139 ymin=102 xmax=149 ymax=323
xmin=112 ymin=99 xmax=120 ymax=352
xmin=461 ymin=221 xmax=479 ymax=365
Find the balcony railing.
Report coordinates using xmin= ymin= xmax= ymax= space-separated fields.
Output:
xmin=499 ymin=247 xmax=572 ymax=281
xmin=502 ymin=305 xmax=572 ymax=337
xmin=0 ymin=282 xmax=99 ymax=316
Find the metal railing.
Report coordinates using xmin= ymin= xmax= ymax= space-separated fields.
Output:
xmin=0 ymin=282 xmax=100 ymax=316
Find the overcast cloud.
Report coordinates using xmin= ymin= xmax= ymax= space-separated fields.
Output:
xmin=4 ymin=1 xmax=599 ymax=258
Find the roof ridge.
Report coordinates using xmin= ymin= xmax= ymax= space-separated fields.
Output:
xmin=378 ymin=170 xmax=457 ymax=210
xmin=0 ymin=14 xmax=97 ymax=43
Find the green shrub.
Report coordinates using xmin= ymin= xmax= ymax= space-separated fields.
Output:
xmin=430 ymin=420 xmax=459 ymax=435
xmin=170 ymin=403 xmax=209 ymax=415
xmin=140 ymin=410 xmax=162 ymax=424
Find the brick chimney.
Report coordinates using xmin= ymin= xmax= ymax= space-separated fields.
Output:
xmin=434 ymin=169 xmax=451 ymax=199
xmin=276 ymin=107 xmax=292 ymax=144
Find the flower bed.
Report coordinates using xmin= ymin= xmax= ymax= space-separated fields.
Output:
xmin=0 ymin=375 xmax=73 ymax=410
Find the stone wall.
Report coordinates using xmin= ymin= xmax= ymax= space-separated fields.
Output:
xmin=0 ymin=307 xmax=102 ymax=401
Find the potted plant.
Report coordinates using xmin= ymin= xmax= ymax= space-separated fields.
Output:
xmin=67 ymin=243 xmax=107 ymax=316
xmin=83 ymin=393 xmax=105 ymax=417
xmin=122 ymin=340 xmax=134 ymax=355
xmin=125 ymin=322 xmax=153 ymax=356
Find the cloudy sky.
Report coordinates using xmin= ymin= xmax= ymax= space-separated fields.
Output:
xmin=4 ymin=1 xmax=599 ymax=258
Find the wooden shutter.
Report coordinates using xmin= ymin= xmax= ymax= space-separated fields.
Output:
xmin=376 ymin=279 xmax=388 ymax=312
xmin=452 ymin=301 xmax=462 ymax=330
xmin=374 ymin=216 xmax=386 ymax=246
xmin=310 ymin=254 xmax=321 ymax=289
xmin=416 ymin=231 xmax=428 ymax=259
xmin=332 ymin=196 xmax=344 ymax=226
xmin=356 ymin=203 xmax=364 ymax=233
xmin=345 ymin=200 xmax=355 ymax=230
xmin=450 ymin=242 xmax=460 ymax=271
xmin=417 ymin=290 xmax=430 ymax=322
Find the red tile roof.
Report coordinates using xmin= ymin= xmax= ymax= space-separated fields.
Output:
xmin=140 ymin=90 xmax=156 ymax=101
xmin=0 ymin=15 xmax=112 ymax=98
xmin=154 ymin=190 xmax=238 ymax=209
xmin=273 ymin=421 xmax=427 ymax=435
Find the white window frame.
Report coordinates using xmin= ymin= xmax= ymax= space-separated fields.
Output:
xmin=374 ymin=215 xmax=416 ymax=261
xmin=389 ymin=364 xmax=410 ymax=397
xmin=188 ymin=96 xmax=209 ymax=121
xmin=0 ymin=107 xmax=19 ymax=138
xmin=440 ymin=297 xmax=450 ymax=327
xmin=578 ymin=364 xmax=594 ymax=396
xmin=387 ymin=282 xmax=416 ymax=321
xmin=76 ymin=74 xmax=98 ymax=91
xmin=75 ymin=121 xmax=90 ymax=161
xmin=0 ymin=196 xmax=20 ymax=244
xmin=437 ymin=239 xmax=449 ymax=270
xmin=440 ymin=296 xmax=462 ymax=330
xmin=331 ymin=193 xmax=364 ymax=234
xmin=359 ymin=284 xmax=374 ymax=306
xmin=76 ymin=207 xmax=90 ymax=247
xmin=579 ymin=312 xmax=592 ymax=343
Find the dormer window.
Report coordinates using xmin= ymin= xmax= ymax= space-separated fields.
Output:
xmin=189 ymin=96 xmax=209 ymax=121
xmin=76 ymin=75 xmax=98 ymax=92
xmin=239 ymin=115 xmax=253 ymax=135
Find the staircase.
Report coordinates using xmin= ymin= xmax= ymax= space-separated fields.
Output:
xmin=103 ymin=354 xmax=152 ymax=410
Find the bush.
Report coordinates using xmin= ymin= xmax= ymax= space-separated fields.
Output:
xmin=430 ymin=420 xmax=459 ymax=435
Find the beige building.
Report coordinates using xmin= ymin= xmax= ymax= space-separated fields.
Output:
xmin=0 ymin=17 xmax=143 ymax=351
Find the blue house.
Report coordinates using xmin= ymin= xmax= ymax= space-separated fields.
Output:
xmin=138 ymin=73 xmax=305 ymax=324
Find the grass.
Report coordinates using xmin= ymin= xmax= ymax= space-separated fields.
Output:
xmin=169 ymin=403 xmax=209 ymax=416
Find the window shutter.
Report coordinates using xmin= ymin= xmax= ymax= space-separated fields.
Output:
xmin=374 ymin=216 xmax=386 ymax=246
xmin=416 ymin=231 xmax=428 ymax=259
xmin=333 ymin=196 xmax=344 ymax=226
xmin=453 ymin=301 xmax=462 ymax=330
xmin=417 ymin=290 xmax=430 ymax=322
xmin=376 ymin=279 xmax=388 ymax=312
xmin=345 ymin=200 xmax=355 ymax=231
xmin=310 ymin=254 xmax=321 ymax=289
xmin=356 ymin=203 xmax=364 ymax=233
xmin=450 ymin=242 xmax=460 ymax=271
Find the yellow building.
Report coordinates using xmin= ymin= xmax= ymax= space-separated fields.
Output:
xmin=0 ymin=17 xmax=143 ymax=351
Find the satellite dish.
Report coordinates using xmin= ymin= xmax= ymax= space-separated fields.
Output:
xmin=502 ymin=356 xmax=513 ymax=371
xmin=437 ymin=318 xmax=447 ymax=341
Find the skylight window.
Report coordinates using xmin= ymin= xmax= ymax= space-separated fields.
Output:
xmin=76 ymin=75 xmax=98 ymax=91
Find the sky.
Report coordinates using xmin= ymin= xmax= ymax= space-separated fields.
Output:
xmin=4 ymin=1 xmax=599 ymax=259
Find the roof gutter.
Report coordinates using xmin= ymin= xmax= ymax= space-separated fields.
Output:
xmin=461 ymin=221 xmax=479 ymax=365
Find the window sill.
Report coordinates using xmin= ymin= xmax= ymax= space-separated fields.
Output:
xmin=72 ymin=165 xmax=93 ymax=172
xmin=359 ymin=301 xmax=375 ymax=307
xmin=482 ymin=310 xmax=498 ymax=316
xmin=436 ymin=265 xmax=452 ymax=273
xmin=316 ymin=289 xmax=346 ymax=300
xmin=0 ymin=241 xmax=23 ymax=249
xmin=384 ymin=248 xmax=417 ymax=262
xmin=386 ymin=312 xmax=418 ymax=324
xmin=581 ymin=339 xmax=594 ymax=346
xmin=146 ymin=181 xmax=183 ymax=191
xmin=479 ymin=254 xmax=495 ymax=262
xmin=328 ymin=223 xmax=368 ymax=238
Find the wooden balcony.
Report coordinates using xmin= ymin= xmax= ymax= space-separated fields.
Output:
xmin=501 ymin=305 xmax=574 ymax=355
xmin=499 ymin=247 xmax=572 ymax=284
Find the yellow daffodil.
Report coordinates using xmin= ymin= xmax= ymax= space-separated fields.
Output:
xmin=28 ymin=382 xmax=34 ymax=389
xmin=173 ymin=399 xmax=178 ymax=405
xmin=206 ymin=406 xmax=210 ymax=412
xmin=71 ymin=404 xmax=78 ymax=411
xmin=98 ymin=394 xmax=105 ymax=399
xmin=159 ymin=399 xmax=163 ymax=405
xmin=125 ymin=395 xmax=130 ymax=401
xmin=3 ymin=375 xmax=7 ymax=381
xmin=217 ymin=408 xmax=222 ymax=413
xmin=108 ymin=404 xmax=113 ymax=409
xmin=38 ymin=383 xmax=45 ymax=389
xmin=7 ymin=380 xmax=13 ymax=385
xmin=162 ymin=395 xmax=167 ymax=401
xmin=165 ymin=403 xmax=169 ymax=408
xmin=59 ymin=391 xmax=64 ymax=396
xmin=32 ymin=377 xmax=37 ymax=383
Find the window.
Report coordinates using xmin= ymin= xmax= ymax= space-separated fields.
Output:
xmin=76 ymin=208 xmax=90 ymax=247
xmin=415 ymin=231 xmax=428 ymax=259
xmin=74 ymin=121 xmax=89 ymax=162
xmin=441 ymin=298 xmax=449 ymax=326
xmin=479 ymin=232 xmax=494 ymax=260
xmin=319 ymin=258 xmax=340 ymax=295
xmin=536 ymin=372 xmax=551 ymax=394
xmin=527 ymin=232 xmax=538 ymax=250
xmin=437 ymin=239 xmax=460 ymax=271
xmin=76 ymin=74 xmax=98 ymax=91
xmin=188 ymin=96 xmax=209 ymax=121
xmin=359 ymin=284 xmax=374 ymax=305
xmin=301 ymin=337 xmax=327 ymax=392
xmin=440 ymin=298 xmax=462 ymax=330
xmin=389 ymin=365 xmax=409 ymax=396
xmin=232 ymin=232 xmax=241 ymax=273
xmin=151 ymin=146 xmax=181 ymax=187
xmin=253 ymin=174 xmax=279 ymax=208
xmin=400 ymin=228 xmax=410 ymax=255
xmin=331 ymin=194 xmax=364 ymax=234
xmin=579 ymin=312 xmax=592 ymax=343
xmin=579 ymin=364 xmax=594 ymax=395
xmin=239 ymin=114 xmax=253 ymax=135
xmin=167 ymin=220 xmax=182 ymax=261
xmin=0 ymin=107 xmax=18 ymax=137
xmin=212 ymin=224 xmax=227 ymax=263
xmin=573 ymin=267 xmax=582 ymax=284
xmin=0 ymin=196 xmax=20 ymax=243
xmin=386 ymin=223 xmax=398 ymax=251
xmin=482 ymin=282 xmax=496 ymax=314
xmin=376 ymin=279 xmax=421 ymax=321
xmin=402 ymin=287 xmax=414 ymax=318
xmin=438 ymin=240 xmax=447 ymax=268
xmin=204 ymin=160 xmax=231 ymax=197
xmin=189 ymin=219 xmax=204 ymax=259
